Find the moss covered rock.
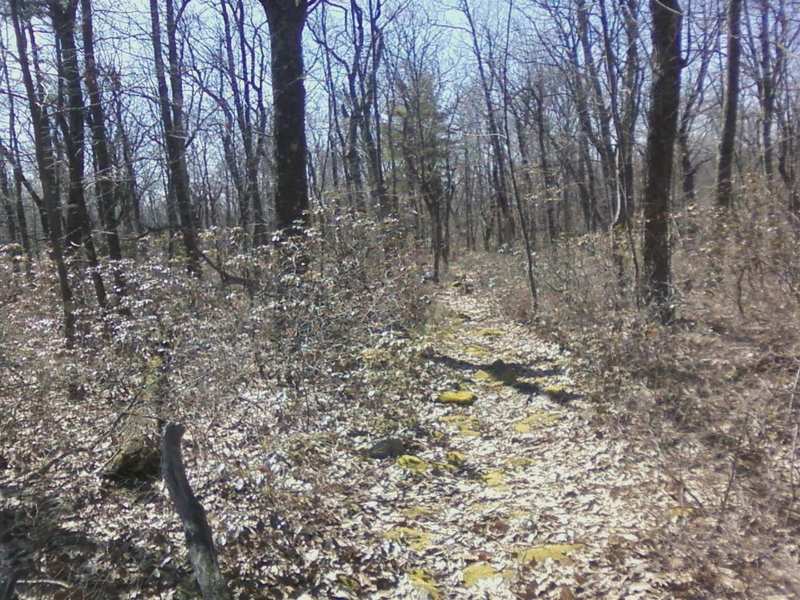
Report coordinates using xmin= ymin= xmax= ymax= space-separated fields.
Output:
xmin=436 ymin=390 xmax=477 ymax=406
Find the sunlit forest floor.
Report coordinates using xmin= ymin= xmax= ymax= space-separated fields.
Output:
xmin=2 ymin=205 xmax=800 ymax=598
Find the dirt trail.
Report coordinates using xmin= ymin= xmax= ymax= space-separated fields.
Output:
xmin=369 ymin=285 xmax=683 ymax=599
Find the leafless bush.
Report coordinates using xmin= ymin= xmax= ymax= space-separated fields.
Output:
xmin=485 ymin=182 xmax=800 ymax=596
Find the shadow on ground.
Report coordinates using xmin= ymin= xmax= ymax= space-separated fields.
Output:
xmin=427 ymin=353 xmax=571 ymax=397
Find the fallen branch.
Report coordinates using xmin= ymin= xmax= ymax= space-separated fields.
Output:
xmin=161 ymin=423 xmax=230 ymax=600
xmin=198 ymin=251 xmax=256 ymax=292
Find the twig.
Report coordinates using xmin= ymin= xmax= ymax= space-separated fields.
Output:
xmin=17 ymin=578 xmax=71 ymax=590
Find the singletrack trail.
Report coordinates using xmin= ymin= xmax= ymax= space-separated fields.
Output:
xmin=365 ymin=284 xmax=681 ymax=599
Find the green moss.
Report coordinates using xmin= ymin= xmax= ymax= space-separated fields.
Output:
xmin=464 ymin=345 xmax=491 ymax=359
xmin=472 ymin=370 xmax=504 ymax=387
xmin=384 ymin=527 xmax=431 ymax=552
xmin=544 ymin=384 xmax=570 ymax=400
xmin=437 ymin=390 xmax=477 ymax=406
xmin=507 ymin=456 xmax=535 ymax=469
xmin=446 ymin=451 xmax=466 ymax=466
xmin=513 ymin=411 xmax=559 ymax=433
xmin=482 ymin=469 xmax=506 ymax=488
xmin=463 ymin=563 xmax=499 ymax=587
xmin=476 ymin=327 xmax=505 ymax=337
xmin=516 ymin=543 xmax=584 ymax=565
xmin=397 ymin=454 xmax=429 ymax=474
xmin=409 ymin=569 xmax=440 ymax=598
xmin=441 ymin=415 xmax=481 ymax=437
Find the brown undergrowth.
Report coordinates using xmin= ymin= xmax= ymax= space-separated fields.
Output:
xmin=477 ymin=183 xmax=800 ymax=597
xmin=0 ymin=213 xmax=432 ymax=598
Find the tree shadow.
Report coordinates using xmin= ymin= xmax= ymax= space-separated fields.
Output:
xmin=0 ymin=484 xmax=187 ymax=599
xmin=427 ymin=353 xmax=563 ymax=396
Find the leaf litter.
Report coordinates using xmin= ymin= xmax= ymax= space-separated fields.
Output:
xmin=1 ymin=274 xmax=724 ymax=598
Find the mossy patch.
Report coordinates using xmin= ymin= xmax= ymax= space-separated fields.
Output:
xmin=409 ymin=569 xmax=440 ymax=599
xmin=668 ymin=506 xmax=695 ymax=520
xmin=437 ymin=390 xmax=477 ymax=406
xmin=482 ymin=469 xmax=506 ymax=488
xmin=477 ymin=327 xmax=505 ymax=338
xmin=402 ymin=505 xmax=437 ymax=520
xmin=513 ymin=411 xmax=559 ymax=433
xmin=472 ymin=369 xmax=496 ymax=382
xmin=446 ymin=451 xmax=466 ymax=466
xmin=464 ymin=345 xmax=491 ymax=359
xmin=516 ymin=543 xmax=584 ymax=565
xmin=463 ymin=562 xmax=500 ymax=587
xmin=396 ymin=455 xmax=429 ymax=474
xmin=472 ymin=370 xmax=504 ymax=387
xmin=384 ymin=527 xmax=431 ymax=552
xmin=543 ymin=384 xmax=570 ymax=401
xmin=506 ymin=456 xmax=535 ymax=469
xmin=441 ymin=415 xmax=481 ymax=437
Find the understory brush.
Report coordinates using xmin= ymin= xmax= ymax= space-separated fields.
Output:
xmin=0 ymin=214 xmax=433 ymax=597
xmin=484 ymin=183 xmax=800 ymax=597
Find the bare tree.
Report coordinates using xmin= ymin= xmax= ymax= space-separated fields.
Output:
xmin=259 ymin=0 xmax=320 ymax=235
xmin=150 ymin=0 xmax=201 ymax=274
xmin=9 ymin=0 xmax=76 ymax=345
xmin=716 ymin=0 xmax=743 ymax=209
xmin=642 ymin=0 xmax=684 ymax=322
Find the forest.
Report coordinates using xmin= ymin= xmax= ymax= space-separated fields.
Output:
xmin=1 ymin=0 xmax=799 ymax=597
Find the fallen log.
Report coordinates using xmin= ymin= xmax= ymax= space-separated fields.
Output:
xmin=161 ymin=423 xmax=230 ymax=600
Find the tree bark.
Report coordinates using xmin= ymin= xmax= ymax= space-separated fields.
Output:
xmin=10 ymin=0 xmax=76 ymax=346
xmin=643 ymin=0 xmax=683 ymax=322
xmin=161 ymin=424 xmax=230 ymax=600
xmin=716 ymin=0 xmax=742 ymax=209
xmin=150 ymin=0 xmax=201 ymax=274
xmin=260 ymin=0 xmax=312 ymax=235
xmin=51 ymin=0 xmax=109 ymax=308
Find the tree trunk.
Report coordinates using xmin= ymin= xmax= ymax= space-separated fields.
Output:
xmin=716 ymin=0 xmax=743 ymax=209
xmin=260 ymin=0 xmax=311 ymax=235
xmin=461 ymin=0 xmax=513 ymax=244
xmin=10 ymin=0 xmax=76 ymax=346
xmin=161 ymin=424 xmax=230 ymax=600
xmin=643 ymin=0 xmax=683 ymax=322
xmin=51 ymin=1 xmax=109 ymax=308
xmin=81 ymin=0 xmax=127 ymax=294
xmin=149 ymin=0 xmax=201 ymax=275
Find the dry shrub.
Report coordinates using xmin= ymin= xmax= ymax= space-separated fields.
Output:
xmin=485 ymin=181 xmax=800 ymax=597
xmin=0 ymin=211 xmax=430 ymax=597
